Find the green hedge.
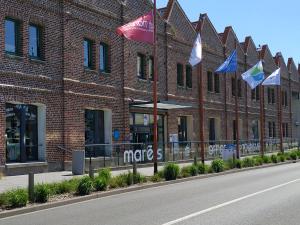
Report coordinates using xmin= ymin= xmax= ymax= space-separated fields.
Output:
xmin=77 ymin=176 xmax=93 ymax=196
xmin=34 ymin=184 xmax=50 ymax=203
xmin=163 ymin=163 xmax=180 ymax=181
xmin=211 ymin=159 xmax=225 ymax=173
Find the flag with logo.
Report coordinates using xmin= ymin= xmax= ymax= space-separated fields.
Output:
xmin=262 ymin=68 xmax=280 ymax=86
xmin=116 ymin=11 xmax=154 ymax=44
xmin=215 ymin=50 xmax=237 ymax=73
xmin=189 ymin=33 xmax=202 ymax=67
xmin=242 ymin=61 xmax=265 ymax=89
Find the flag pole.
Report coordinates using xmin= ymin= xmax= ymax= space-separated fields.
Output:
xmin=153 ymin=0 xmax=158 ymax=174
xmin=234 ymin=40 xmax=240 ymax=159
xmin=276 ymin=54 xmax=283 ymax=153
xmin=259 ymin=48 xmax=265 ymax=157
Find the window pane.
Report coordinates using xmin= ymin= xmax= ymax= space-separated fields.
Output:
xmin=207 ymin=71 xmax=213 ymax=92
xmin=100 ymin=43 xmax=107 ymax=72
xmin=214 ymin=73 xmax=220 ymax=93
xmin=232 ymin=78 xmax=236 ymax=96
xmin=186 ymin=65 xmax=192 ymax=88
xmin=5 ymin=20 xmax=16 ymax=53
xmin=177 ymin=64 xmax=183 ymax=86
xmin=29 ymin=25 xmax=39 ymax=58
xmin=137 ymin=54 xmax=145 ymax=79
xmin=238 ymin=79 xmax=242 ymax=97
xmin=84 ymin=40 xmax=91 ymax=68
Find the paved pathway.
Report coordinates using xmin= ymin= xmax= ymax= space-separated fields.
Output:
xmin=0 ymin=162 xmax=194 ymax=193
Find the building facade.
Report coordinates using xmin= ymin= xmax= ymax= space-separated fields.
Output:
xmin=0 ymin=0 xmax=299 ymax=175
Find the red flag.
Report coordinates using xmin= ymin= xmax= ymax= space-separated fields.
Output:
xmin=117 ymin=11 xmax=154 ymax=44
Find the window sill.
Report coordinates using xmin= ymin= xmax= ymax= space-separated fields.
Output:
xmin=84 ymin=68 xmax=98 ymax=74
xmin=137 ymin=77 xmax=147 ymax=82
xmin=5 ymin=53 xmax=24 ymax=61
xmin=29 ymin=57 xmax=46 ymax=64
xmin=100 ymin=71 xmax=111 ymax=76
xmin=177 ymin=85 xmax=185 ymax=90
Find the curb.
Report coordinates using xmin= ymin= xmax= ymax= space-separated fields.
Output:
xmin=0 ymin=159 xmax=298 ymax=219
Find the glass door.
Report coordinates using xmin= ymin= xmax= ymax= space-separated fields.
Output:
xmin=6 ymin=103 xmax=38 ymax=163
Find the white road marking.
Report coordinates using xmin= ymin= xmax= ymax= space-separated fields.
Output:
xmin=162 ymin=178 xmax=300 ymax=225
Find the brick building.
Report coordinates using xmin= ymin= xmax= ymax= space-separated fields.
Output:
xmin=0 ymin=0 xmax=299 ymax=175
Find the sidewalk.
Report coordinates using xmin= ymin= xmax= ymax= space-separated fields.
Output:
xmin=0 ymin=162 xmax=194 ymax=193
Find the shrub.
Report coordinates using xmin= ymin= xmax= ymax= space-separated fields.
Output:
xmin=211 ymin=159 xmax=225 ymax=173
xmin=163 ymin=163 xmax=180 ymax=181
xmin=235 ymin=159 xmax=242 ymax=169
xmin=270 ymin=154 xmax=278 ymax=163
xmin=126 ymin=171 xmax=133 ymax=186
xmin=290 ymin=151 xmax=297 ymax=160
xmin=225 ymin=159 xmax=236 ymax=170
xmin=98 ymin=168 xmax=112 ymax=182
xmin=34 ymin=184 xmax=50 ymax=203
xmin=6 ymin=189 xmax=28 ymax=208
xmin=77 ymin=176 xmax=93 ymax=196
xmin=253 ymin=156 xmax=263 ymax=166
xmin=180 ymin=166 xmax=191 ymax=178
xmin=50 ymin=179 xmax=77 ymax=195
xmin=262 ymin=155 xmax=271 ymax=164
xmin=150 ymin=174 xmax=162 ymax=183
xmin=284 ymin=152 xmax=291 ymax=160
xmin=197 ymin=163 xmax=206 ymax=174
xmin=278 ymin=154 xmax=286 ymax=162
xmin=180 ymin=165 xmax=198 ymax=178
xmin=158 ymin=170 xmax=164 ymax=178
xmin=296 ymin=150 xmax=300 ymax=158
xmin=94 ymin=177 xmax=108 ymax=191
xmin=0 ymin=172 xmax=4 ymax=180
xmin=110 ymin=173 xmax=129 ymax=187
xmin=189 ymin=165 xmax=198 ymax=176
xmin=0 ymin=193 xmax=7 ymax=208
xmin=109 ymin=177 xmax=118 ymax=189
xmin=133 ymin=173 xmax=147 ymax=184
xmin=242 ymin=157 xmax=255 ymax=168
xmin=206 ymin=165 xmax=213 ymax=173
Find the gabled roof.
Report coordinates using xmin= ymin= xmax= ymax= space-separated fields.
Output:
xmin=243 ymin=36 xmax=256 ymax=53
xmin=191 ymin=13 xmax=223 ymax=47
xmin=222 ymin=26 xmax=232 ymax=45
xmin=287 ymin=57 xmax=295 ymax=72
xmin=220 ymin=26 xmax=244 ymax=58
xmin=162 ymin=0 xmax=195 ymax=32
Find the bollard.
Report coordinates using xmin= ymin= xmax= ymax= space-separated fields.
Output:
xmin=28 ymin=172 xmax=35 ymax=203
xmin=89 ymin=163 xmax=94 ymax=179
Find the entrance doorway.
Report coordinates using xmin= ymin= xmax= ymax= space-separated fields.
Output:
xmin=5 ymin=103 xmax=38 ymax=163
xmin=85 ymin=109 xmax=105 ymax=157
xmin=130 ymin=112 xmax=164 ymax=151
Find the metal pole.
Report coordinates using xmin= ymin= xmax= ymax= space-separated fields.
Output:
xmin=276 ymin=56 xmax=283 ymax=153
xmin=198 ymin=63 xmax=205 ymax=164
xmin=153 ymin=0 xmax=158 ymax=174
xmin=244 ymin=53 xmax=249 ymax=140
xmin=28 ymin=172 xmax=35 ymax=203
xmin=223 ymin=47 xmax=229 ymax=140
xmin=234 ymin=40 xmax=240 ymax=159
xmin=259 ymin=49 xmax=265 ymax=157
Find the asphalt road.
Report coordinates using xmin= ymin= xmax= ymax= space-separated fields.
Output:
xmin=1 ymin=163 xmax=300 ymax=225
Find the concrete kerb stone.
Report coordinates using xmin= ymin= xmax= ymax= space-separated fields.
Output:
xmin=0 ymin=160 xmax=298 ymax=219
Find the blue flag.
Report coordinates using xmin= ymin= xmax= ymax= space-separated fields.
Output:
xmin=215 ymin=50 xmax=237 ymax=73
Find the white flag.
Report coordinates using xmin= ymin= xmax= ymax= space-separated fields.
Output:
xmin=189 ymin=33 xmax=202 ymax=67
xmin=262 ymin=68 xmax=281 ymax=86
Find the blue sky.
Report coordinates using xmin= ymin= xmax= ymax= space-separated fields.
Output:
xmin=157 ymin=0 xmax=300 ymax=66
